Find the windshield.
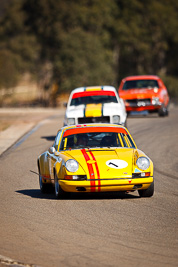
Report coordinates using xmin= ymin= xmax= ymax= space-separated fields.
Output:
xmin=123 ymin=79 xmax=159 ymax=90
xmin=70 ymin=91 xmax=118 ymax=106
xmin=60 ymin=127 xmax=135 ymax=150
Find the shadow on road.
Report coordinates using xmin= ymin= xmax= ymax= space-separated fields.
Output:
xmin=127 ymin=113 xmax=159 ymax=118
xmin=16 ymin=189 xmax=140 ymax=200
xmin=41 ymin=135 xmax=56 ymax=141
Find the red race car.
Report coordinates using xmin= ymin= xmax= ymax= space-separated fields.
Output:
xmin=118 ymin=75 xmax=169 ymax=116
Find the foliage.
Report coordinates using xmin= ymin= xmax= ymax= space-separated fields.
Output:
xmin=53 ymin=28 xmax=115 ymax=91
xmin=0 ymin=0 xmax=40 ymax=88
xmin=160 ymin=75 xmax=178 ymax=99
xmin=0 ymin=50 xmax=19 ymax=88
xmin=0 ymin=0 xmax=178 ymax=105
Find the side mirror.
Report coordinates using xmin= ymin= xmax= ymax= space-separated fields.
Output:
xmin=54 ymin=151 xmax=60 ymax=156
xmin=48 ymin=147 xmax=55 ymax=154
xmin=63 ymin=102 xmax=67 ymax=107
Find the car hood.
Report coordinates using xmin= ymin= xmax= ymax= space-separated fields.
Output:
xmin=65 ymin=148 xmax=134 ymax=179
xmin=103 ymin=103 xmax=123 ymax=116
xmin=66 ymin=102 xmax=123 ymax=118
xmin=120 ymin=88 xmax=159 ymax=100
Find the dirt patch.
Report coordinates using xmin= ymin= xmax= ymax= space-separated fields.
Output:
xmin=0 ymin=107 xmax=65 ymax=132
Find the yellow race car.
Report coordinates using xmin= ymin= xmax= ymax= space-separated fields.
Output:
xmin=37 ymin=123 xmax=154 ymax=198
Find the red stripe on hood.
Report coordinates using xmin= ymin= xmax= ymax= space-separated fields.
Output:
xmin=89 ymin=150 xmax=101 ymax=192
xmin=81 ymin=149 xmax=95 ymax=192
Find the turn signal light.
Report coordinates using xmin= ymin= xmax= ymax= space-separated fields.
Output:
xmin=132 ymin=172 xmax=150 ymax=178
xmin=64 ymin=175 xmax=87 ymax=180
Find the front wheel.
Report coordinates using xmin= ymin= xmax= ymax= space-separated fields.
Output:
xmin=138 ymin=181 xmax=154 ymax=197
xmin=158 ymin=105 xmax=168 ymax=117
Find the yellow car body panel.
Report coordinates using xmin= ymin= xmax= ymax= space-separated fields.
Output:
xmin=37 ymin=123 xmax=154 ymax=196
xmin=63 ymin=148 xmax=133 ymax=178
xmin=60 ymin=177 xmax=153 ymax=192
xmin=38 ymin=152 xmax=51 ymax=183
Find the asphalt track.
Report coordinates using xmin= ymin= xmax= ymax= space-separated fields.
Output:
xmin=0 ymin=106 xmax=178 ymax=267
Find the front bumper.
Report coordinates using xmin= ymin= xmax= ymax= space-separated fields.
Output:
xmin=78 ymin=116 xmax=110 ymax=124
xmin=59 ymin=176 xmax=153 ymax=193
xmin=125 ymin=99 xmax=162 ymax=112
xmin=126 ymin=105 xmax=161 ymax=112
xmin=65 ymin=115 xmax=126 ymax=126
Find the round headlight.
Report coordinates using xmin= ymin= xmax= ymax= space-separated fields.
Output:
xmin=65 ymin=159 xmax=79 ymax=172
xmin=113 ymin=115 xmax=120 ymax=124
xmin=152 ymin=97 xmax=160 ymax=105
xmin=136 ymin=157 xmax=150 ymax=170
xmin=67 ymin=118 xmax=75 ymax=125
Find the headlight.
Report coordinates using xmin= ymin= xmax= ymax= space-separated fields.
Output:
xmin=152 ymin=97 xmax=160 ymax=105
xmin=67 ymin=118 xmax=75 ymax=125
xmin=65 ymin=159 xmax=79 ymax=172
xmin=136 ymin=157 xmax=150 ymax=170
xmin=113 ymin=115 xmax=120 ymax=124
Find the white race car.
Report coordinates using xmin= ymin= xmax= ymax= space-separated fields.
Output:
xmin=64 ymin=86 xmax=127 ymax=126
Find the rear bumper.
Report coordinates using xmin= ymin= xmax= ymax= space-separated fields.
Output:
xmin=59 ymin=177 xmax=154 ymax=193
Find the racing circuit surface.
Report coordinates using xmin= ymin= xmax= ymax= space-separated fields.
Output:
xmin=0 ymin=107 xmax=178 ymax=267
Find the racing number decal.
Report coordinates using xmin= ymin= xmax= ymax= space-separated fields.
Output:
xmin=81 ymin=149 xmax=100 ymax=192
xmin=106 ymin=159 xmax=128 ymax=169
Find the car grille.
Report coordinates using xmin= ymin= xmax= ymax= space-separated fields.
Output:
xmin=78 ymin=116 xmax=110 ymax=124
xmin=126 ymin=98 xmax=151 ymax=107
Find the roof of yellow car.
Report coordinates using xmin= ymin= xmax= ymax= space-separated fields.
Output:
xmin=56 ymin=123 xmax=136 ymax=148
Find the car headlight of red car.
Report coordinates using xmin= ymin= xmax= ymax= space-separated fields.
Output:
xmin=152 ymin=97 xmax=160 ymax=105
xmin=136 ymin=157 xmax=150 ymax=170
xmin=65 ymin=159 xmax=79 ymax=172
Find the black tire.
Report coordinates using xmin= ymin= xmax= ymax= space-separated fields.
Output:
xmin=165 ymin=108 xmax=169 ymax=116
xmin=54 ymin=173 xmax=66 ymax=199
xmin=39 ymin=173 xmax=52 ymax=193
xmin=138 ymin=181 xmax=154 ymax=198
xmin=158 ymin=105 xmax=168 ymax=117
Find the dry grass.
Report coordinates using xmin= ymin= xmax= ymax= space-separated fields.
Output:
xmin=0 ymin=121 xmax=11 ymax=131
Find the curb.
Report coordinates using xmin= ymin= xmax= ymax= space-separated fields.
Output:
xmin=0 ymin=122 xmax=35 ymax=155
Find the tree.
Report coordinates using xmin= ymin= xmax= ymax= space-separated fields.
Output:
xmin=0 ymin=0 xmax=40 ymax=89
xmin=114 ymin=0 xmax=178 ymax=86
xmin=0 ymin=0 xmax=178 ymax=105
xmin=23 ymin=0 xmax=117 ymax=93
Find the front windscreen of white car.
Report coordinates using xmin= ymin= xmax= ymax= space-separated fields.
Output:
xmin=70 ymin=95 xmax=118 ymax=106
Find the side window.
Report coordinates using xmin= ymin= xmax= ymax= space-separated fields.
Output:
xmin=118 ymin=133 xmax=136 ymax=148
xmin=54 ymin=130 xmax=62 ymax=151
xmin=120 ymin=133 xmax=128 ymax=147
xmin=127 ymin=134 xmax=136 ymax=148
